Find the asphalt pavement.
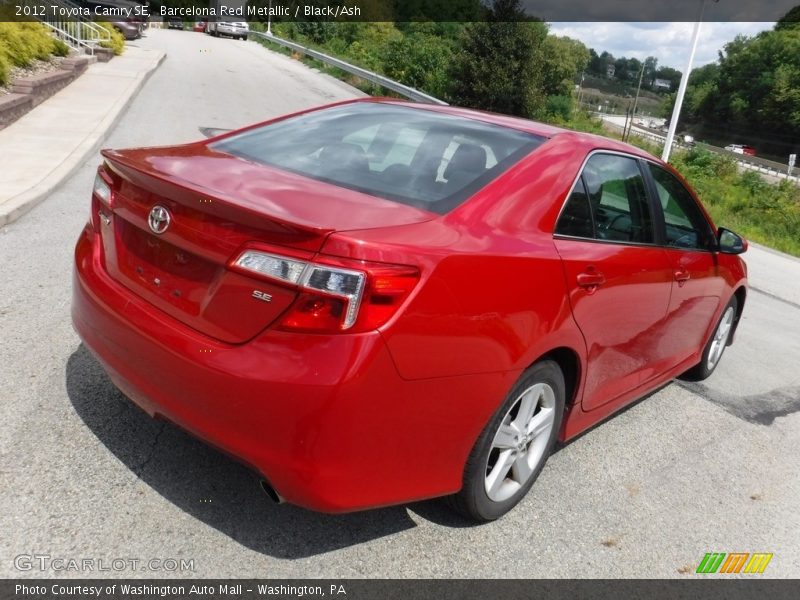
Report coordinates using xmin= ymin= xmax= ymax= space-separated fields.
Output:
xmin=1 ymin=29 xmax=798 ymax=579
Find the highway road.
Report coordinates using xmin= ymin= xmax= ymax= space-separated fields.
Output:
xmin=599 ymin=114 xmax=798 ymax=185
xmin=1 ymin=29 xmax=798 ymax=579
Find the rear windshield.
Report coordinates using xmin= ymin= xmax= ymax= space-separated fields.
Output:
xmin=211 ymin=103 xmax=545 ymax=214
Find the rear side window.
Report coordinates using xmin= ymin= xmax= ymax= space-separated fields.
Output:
xmin=555 ymin=179 xmax=594 ymax=238
xmin=556 ymin=154 xmax=654 ymax=244
xmin=211 ymin=103 xmax=544 ymax=214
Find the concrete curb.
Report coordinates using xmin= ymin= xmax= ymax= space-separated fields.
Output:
xmin=0 ymin=50 xmax=166 ymax=228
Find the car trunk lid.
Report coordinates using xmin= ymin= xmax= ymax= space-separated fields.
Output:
xmin=99 ymin=144 xmax=434 ymax=344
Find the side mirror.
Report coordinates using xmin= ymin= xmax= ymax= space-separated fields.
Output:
xmin=718 ymin=228 xmax=747 ymax=254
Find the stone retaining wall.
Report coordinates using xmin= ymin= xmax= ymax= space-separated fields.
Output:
xmin=0 ymin=56 xmax=94 ymax=131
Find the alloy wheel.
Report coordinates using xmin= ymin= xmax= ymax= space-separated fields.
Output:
xmin=707 ymin=306 xmax=735 ymax=370
xmin=484 ymin=383 xmax=556 ymax=502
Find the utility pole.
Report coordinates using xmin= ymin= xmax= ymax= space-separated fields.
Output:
xmin=623 ymin=102 xmax=632 ymax=142
xmin=662 ymin=0 xmax=707 ymax=162
xmin=626 ymin=62 xmax=646 ymax=142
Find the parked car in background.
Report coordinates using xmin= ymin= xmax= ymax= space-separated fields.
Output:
xmin=193 ymin=20 xmax=207 ymax=33
xmin=73 ymin=99 xmax=747 ymax=522
xmin=725 ymin=144 xmax=757 ymax=156
xmin=206 ymin=19 xmax=249 ymax=40
xmin=74 ymin=0 xmax=147 ymax=38
xmin=108 ymin=19 xmax=142 ymax=40
xmin=167 ymin=18 xmax=184 ymax=30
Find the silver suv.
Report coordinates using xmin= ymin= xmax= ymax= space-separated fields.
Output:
xmin=206 ymin=20 xmax=249 ymax=40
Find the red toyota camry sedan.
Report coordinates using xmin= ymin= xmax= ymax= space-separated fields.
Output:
xmin=72 ymin=99 xmax=747 ymax=521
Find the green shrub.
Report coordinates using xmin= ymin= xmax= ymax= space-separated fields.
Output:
xmin=52 ymin=39 xmax=70 ymax=57
xmin=0 ymin=22 xmax=64 ymax=68
xmin=96 ymin=22 xmax=125 ymax=55
xmin=0 ymin=21 xmax=69 ymax=79
xmin=738 ymin=170 xmax=770 ymax=197
xmin=0 ymin=22 xmax=35 ymax=68
xmin=542 ymin=95 xmax=574 ymax=121
xmin=0 ymin=50 xmax=9 ymax=86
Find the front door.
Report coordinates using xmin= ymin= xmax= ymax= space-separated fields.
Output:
xmin=645 ymin=162 xmax=724 ymax=372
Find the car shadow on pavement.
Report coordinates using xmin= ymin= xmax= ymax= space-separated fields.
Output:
xmin=66 ymin=344 xmax=421 ymax=558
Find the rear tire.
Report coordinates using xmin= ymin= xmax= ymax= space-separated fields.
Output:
xmin=449 ymin=360 xmax=565 ymax=522
xmin=681 ymin=296 xmax=738 ymax=381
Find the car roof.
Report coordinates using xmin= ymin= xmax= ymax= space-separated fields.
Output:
xmin=356 ymin=98 xmax=657 ymax=162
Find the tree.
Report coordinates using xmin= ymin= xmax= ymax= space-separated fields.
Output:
xmin=587 ymin=49 xmax=605 ymax=76
xmin=381 ymin=31 xmax=455 ymax=99
xmin=598 ymin=51 xmax=615 ymax=76
xmin=775 ymin=6 xmax=800 ymax=30
xmin=683 ymin=63 xmax=719 ymax=117
xmin=643 ymin=56 xmax=658 ymax=86
xmin=448 ymin=0 xmax=548 ymax=117
xmin=540 ymin=35 xmax=590 ymax=97
xmin=677 ymin=22 xmax=800 ymax=154
xmin=654 ymin=66 xmax=682 ymax=92
xmin=628 ymin=58 xmax=643 ymax=79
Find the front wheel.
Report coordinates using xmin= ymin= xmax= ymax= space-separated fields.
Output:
xmin=681 ymin=296 xmax=738 ymax=381
xmin=449 ymin=360 xmax=565 ymax=521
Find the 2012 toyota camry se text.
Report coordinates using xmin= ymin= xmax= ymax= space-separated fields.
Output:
xmin=72 ymin=99 xmax=747 ymax=521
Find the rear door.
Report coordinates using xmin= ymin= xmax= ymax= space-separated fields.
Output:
xmin=554 ymin=153 xmax=673 ymax=411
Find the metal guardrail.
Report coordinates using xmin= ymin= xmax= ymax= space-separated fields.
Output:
xmin=251 ymin=31 xmax=448 ymax=106
xmin=730 ymin=159 xmax=798 ymax=183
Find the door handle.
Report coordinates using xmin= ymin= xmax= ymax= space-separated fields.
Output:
xmin=577 ymin=271 xmax=606 ymax=291
xmin=674 ymin=269 xmax=691 ymax=286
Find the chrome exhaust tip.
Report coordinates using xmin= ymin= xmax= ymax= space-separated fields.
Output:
xmin=260 ymin=480 xmax=285 ymax=504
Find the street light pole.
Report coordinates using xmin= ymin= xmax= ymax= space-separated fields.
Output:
xmin=662 ymin=0 xmax=707 ymax=162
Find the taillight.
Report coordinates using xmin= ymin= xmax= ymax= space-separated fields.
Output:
xmin=90 ymin=166 xmax=114 ymax=231
xmin=93 ymin=172 xmax=111 ymax=203
xmin=232 ymin=249 xmax=419 ymax=333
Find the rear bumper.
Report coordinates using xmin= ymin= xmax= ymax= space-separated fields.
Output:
xmin=72 ymin=226 xmax=510 ymax=512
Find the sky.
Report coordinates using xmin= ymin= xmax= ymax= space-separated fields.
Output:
xmin=548 ymin=22 xmax=773 ymax=70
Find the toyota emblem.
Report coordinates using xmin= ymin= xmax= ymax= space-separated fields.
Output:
xmin=148 ymin=205 xmax=171 ymax=234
